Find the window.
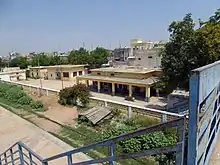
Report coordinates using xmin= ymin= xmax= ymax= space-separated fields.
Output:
xmin=148 ymin=56 xmax=153 ymax=58
xmin=97 ymin=73 xmax=101 ymax=75
xmin=63 ymin=72 xmax=69 ymax=77
xmin=138 ymin=58 xmax=141 ymax=60
xmin=79 ymin=71 xmax=83 ymax=75
xmin=73 ymin=72 xmax=77 ymax=77
xmin=110 ymin=74 xmax=114 ymax=76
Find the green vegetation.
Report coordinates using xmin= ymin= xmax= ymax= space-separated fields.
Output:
xmin=9 ymin=56 xmax=29 ymax=69
xmin=0 ymin=82 xmax=44 ymax=112
xmin=68 ymin=47 xmax=109 ymax=68
xmin=58 ymin=84 xmax=90 ymax=107
xmin=30 ymin=47 xmax=109 ymax=69
xmin=160 ymin=9 xmax=220 ymax=91
xmin=31 ymin=53 xmax=68 ymax=66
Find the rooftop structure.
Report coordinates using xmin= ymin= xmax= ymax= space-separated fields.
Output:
xmin=76 ymin=66 xmax=162 ymax=102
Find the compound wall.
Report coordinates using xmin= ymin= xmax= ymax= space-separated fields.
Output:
xmin=188 ymin=61 xmax=220 ymax=165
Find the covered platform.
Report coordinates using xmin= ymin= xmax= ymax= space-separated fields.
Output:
xmin=76 ymin=75 xmax=160 ymax=102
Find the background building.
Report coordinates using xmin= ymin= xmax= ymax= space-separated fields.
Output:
xmin=29 ymin=65 xmax=88 ymax=81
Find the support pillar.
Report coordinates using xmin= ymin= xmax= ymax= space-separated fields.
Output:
xmin=112 ymin=83 xmax=115 ymax=95
xmin=76 ymin=78 xmax=79 ymax=84
xmin=97 ymin=81 xmax=101 ymax=93
xmin=156 ymin=88 xmax=160 ymax=97
xmin=128 ymin=106 xmax=132 ymax=119
xmin=85 ymin=80 xmax=89 ymax=87
xmin=145 ymin=86 xmax=150 ymax=102
xmin=129 ymin=85 xmax=132 ymax=97
xmin=161 ymin=113 xmax=167 ymax=123
xmin=77 ymin=72 xmax=79 ymax=76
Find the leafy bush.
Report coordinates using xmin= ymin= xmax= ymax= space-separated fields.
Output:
xmin=17 ymin=96 xmax=32 ymax=105
xmin=59 ymin=84 xmax=90 ymax=107
xmin=5 ymin=87 xmax=25 ymax=102
xmin=30 ymin=100 xmax=44 ymax=109
xmin=0 ymin=82 xmax=44 ymax=111
xmin=102 ymin=125 xmax=177 ymax=155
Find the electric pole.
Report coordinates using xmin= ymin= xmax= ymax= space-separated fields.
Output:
xmin=38 ymin=54 xmax=43 ymax=96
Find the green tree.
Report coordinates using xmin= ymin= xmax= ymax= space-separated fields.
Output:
xmin=0 ymin=58 xmax=6 ymax=68
xmin=68 ymin=47 xmax=109 ymax=68
xmin=89 ymin=47 xmax=109 ymax=68
xmin=9 ymin=57 xmax=29 ymax=69
xmin=161 ymin=10 xmax=220 ymax=91
xmin=58 ymin=83 xmax=90 ymax=107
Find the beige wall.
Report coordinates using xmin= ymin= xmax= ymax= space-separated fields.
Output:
xmin=29 ymin=69 xmax=48 ymax=79
xmin=47 ymin=66 xmax=85 ymax=81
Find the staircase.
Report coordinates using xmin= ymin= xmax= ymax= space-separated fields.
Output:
xmin=0 ymin=118 xmax=186 ymax=165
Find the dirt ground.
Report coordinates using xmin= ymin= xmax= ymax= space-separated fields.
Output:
xmin=26 ymin=89 xmax=78 ymax=126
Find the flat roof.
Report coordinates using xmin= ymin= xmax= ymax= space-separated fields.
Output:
xmin=0 ymin=70 xmax=26 ymax=75
xmin=77 ymin=75 xmax=160 ymax=86
xmin=90 ymin=67 xmax=161 ymax=74
xmin=29 ymin=65 xmax=87 ymax=69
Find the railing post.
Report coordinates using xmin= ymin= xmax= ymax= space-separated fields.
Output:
xmin=18 ymin=144 xmax=25 ymax=165
xmin=104 ymin=101 xmax=108 ymax=107
xmin=29 ymin=152 xmax=33 ymax=165
xmin=67 ymin=154 xmax=73 ymax=165
xmin=46 ymin=90 xmax=49 ymax=96
xmin=175 ymin=118 xmax=185 ymax=165
xmin=4 ymin=153 xmax=7 ymax=164
xmin=109 ymin=143 xmax=116 ymax=165
xmin=161 ymin=113 xmax=167 ymax=123
xmin=42 ymin=162 xmax=48 ymax=165
xmin=10 ymin=148 xmax=15 ymax=165
xmin=128 ymin=106 xmax=132 ymax=119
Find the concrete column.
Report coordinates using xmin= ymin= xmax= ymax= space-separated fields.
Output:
xmin=46 ymin=90 xmax=49 ymax=96
xmin=161 ymin=113 xmax=167 ymax=123
xmin=156 ymin=88 xmax=160 ymax=97
xmin=85 ymin=80 xmax=89 ymax=87
xmin=145 ymin=86 xmax=151 ymax=102
xmin=82 ymin=71 xmax=85 ymax=75
xmin=76 ymin=78 xmax=79 ymax=84
xmin=97 ymin=81 xmax=101 ymax=93
xmin=128 ymin=106 xmax=132 ymax=119
xmin=104 ymin=101 xmax=108 ymax=107
xmin=129 ymin=85 xmax=132 ymax=97
xmin=77 ymin=72 xmax=79 ymax=76
xmin=112 ymin=83 xmax=115 ymax=95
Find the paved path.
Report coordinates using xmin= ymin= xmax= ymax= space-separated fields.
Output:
xmin=0 ymin=107 xmax=93 ymax=165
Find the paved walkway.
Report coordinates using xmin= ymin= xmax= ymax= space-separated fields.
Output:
xmin=0 ymin=107 xmax=93 ymax=165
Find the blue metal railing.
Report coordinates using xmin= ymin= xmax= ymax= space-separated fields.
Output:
xmin=0 ymin=117 xmax=186 ymax=165
xmin=0 ymin=141 xmax=45 ymax=165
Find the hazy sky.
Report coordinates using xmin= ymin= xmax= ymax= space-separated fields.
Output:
xmin=0 ymin=0 xmax=219 ymax=55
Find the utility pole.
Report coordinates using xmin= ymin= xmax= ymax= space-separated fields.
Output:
xmin=38 ymin=54 xmax=43 ymax=96
xmin=60 ymin=66 xmax=64 ymax=89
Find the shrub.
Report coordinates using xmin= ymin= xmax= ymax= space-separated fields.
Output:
xmin=30 ymin=100 xmax=44 ymax=109
xmin=59 ymin=84 xmax=90 ymax=107
xmin=5 ymin=87 xmax=25 ymax=102
xmin=17 ymin=96 xmax=32 ymax=105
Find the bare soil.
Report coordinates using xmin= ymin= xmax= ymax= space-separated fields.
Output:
xmin=25 ymin=89 xmax=78 ymax=126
